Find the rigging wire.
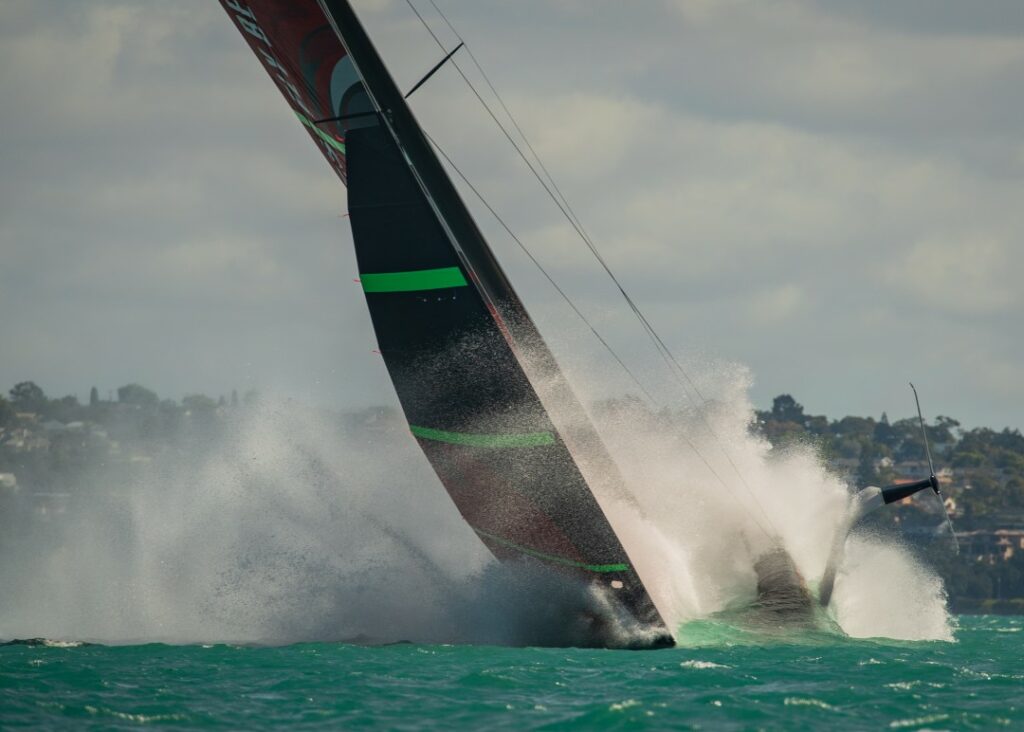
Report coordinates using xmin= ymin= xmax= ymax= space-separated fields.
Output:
xmin=406 ymin=0 xmax=778 ymax=537
xmin=407 ymin=1 xmax=705 ymax=408
xmin=424 ymin=128 xmax=775 ymax=540
xmin=425 ymin=0 xmax=583 ymax=232
xmin=421 ymin=132 xmax=658 ymax=406
xmin=420 ymin=1 xmax=729 ymax=410
xmin=404 ymin=0 xmax=780 ymax=540
xmin=420 ymin=1 xmax=697 ymax=398
xmin=406 ymin=1 xmax=690 ymax=407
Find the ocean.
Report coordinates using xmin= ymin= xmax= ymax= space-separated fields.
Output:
xmin=2 ymin=615 xmax=1020 ymax=730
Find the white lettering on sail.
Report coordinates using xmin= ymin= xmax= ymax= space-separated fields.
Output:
xmin=237 ymin=16 xmax=271 ymax=46
xmin=255 ymin=47 xmax=314 ymax=119
xmin=223 ymin=0 xmax=254 ymax=20
xmin=283 ymin=80 xmax=313 ymax=116
xmin=223 ymin=0 xmax=345 ymax=171
xmin=256 ymin=45 xmax=286 ymax=74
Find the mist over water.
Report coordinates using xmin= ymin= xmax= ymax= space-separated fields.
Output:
xmin=0 ymin=401 xmax=654 ymax=646
xmin=0 ymin=361 xmax=952 ymax=645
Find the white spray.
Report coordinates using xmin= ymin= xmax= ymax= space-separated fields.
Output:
xmin=0 ymin=362 xmax=953 ymax=644
xmin=578 ymin=358 xmax=953 ymax=641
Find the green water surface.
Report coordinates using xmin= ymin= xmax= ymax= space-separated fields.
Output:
xmin=1 ymin=616 xmax=1020 ymax=730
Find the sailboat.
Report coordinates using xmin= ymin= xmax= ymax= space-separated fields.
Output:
xmin=220 ymin=0 xmax=674 ymax=648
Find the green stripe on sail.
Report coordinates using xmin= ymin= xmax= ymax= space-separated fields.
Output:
xmin=473 ymin=527 xmax=629 ymax=573
xmin=295 ymin=111 xmax=346 ymax=154
xmin=361 ymin=267 xmax=468 ymax=293
xmin=410 ymin=424 xmax=554 ymax=448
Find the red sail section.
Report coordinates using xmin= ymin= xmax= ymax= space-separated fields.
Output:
xmin=220 ymin=0 xmax=351 ymax=182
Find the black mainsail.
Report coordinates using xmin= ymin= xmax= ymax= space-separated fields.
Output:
xmin=221 ymin=0 xmax=672 ymax=647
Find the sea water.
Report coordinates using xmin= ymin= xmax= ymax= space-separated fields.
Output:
xmin=2 ymin=616 xmax=1021 ymax=729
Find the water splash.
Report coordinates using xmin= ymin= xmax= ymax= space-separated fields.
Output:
xmin=830 ymin=533 xmax=952 ymax=640
xmin=0 ymin=402 xmax=651 ymax=646
xmin=581 ymin=359 xmax=953 ymax=642
xmin=0 ymin=359 xmax=953 ymax=644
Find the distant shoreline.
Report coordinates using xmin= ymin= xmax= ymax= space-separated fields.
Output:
xmin=951 ymin=598 xmax=1024 ymax=615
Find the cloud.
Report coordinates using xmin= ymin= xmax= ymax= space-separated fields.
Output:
xmin=746 ymin=285 xmax=807 ymax=325
xmin=1 ymin=0 xmax=1021 ymax=429
xmin=885 ymin=233 xmax=1019 ymax=315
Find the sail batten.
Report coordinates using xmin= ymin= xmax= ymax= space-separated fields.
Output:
xmin=295 ymin=111 xmax=347 ymax=154
xmin=410 ymin=425 xmax=556 ymax=449
xmin=471 ymin=527 xmax=631 ymax=573
xmin=221 ymin=0 xmax=673 ymax=647
xmin=360 ymin=267 xmax=468 ymax=293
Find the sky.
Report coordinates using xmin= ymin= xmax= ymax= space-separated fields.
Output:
xmin=1 ymin=0 xmax=1022 ymax=429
